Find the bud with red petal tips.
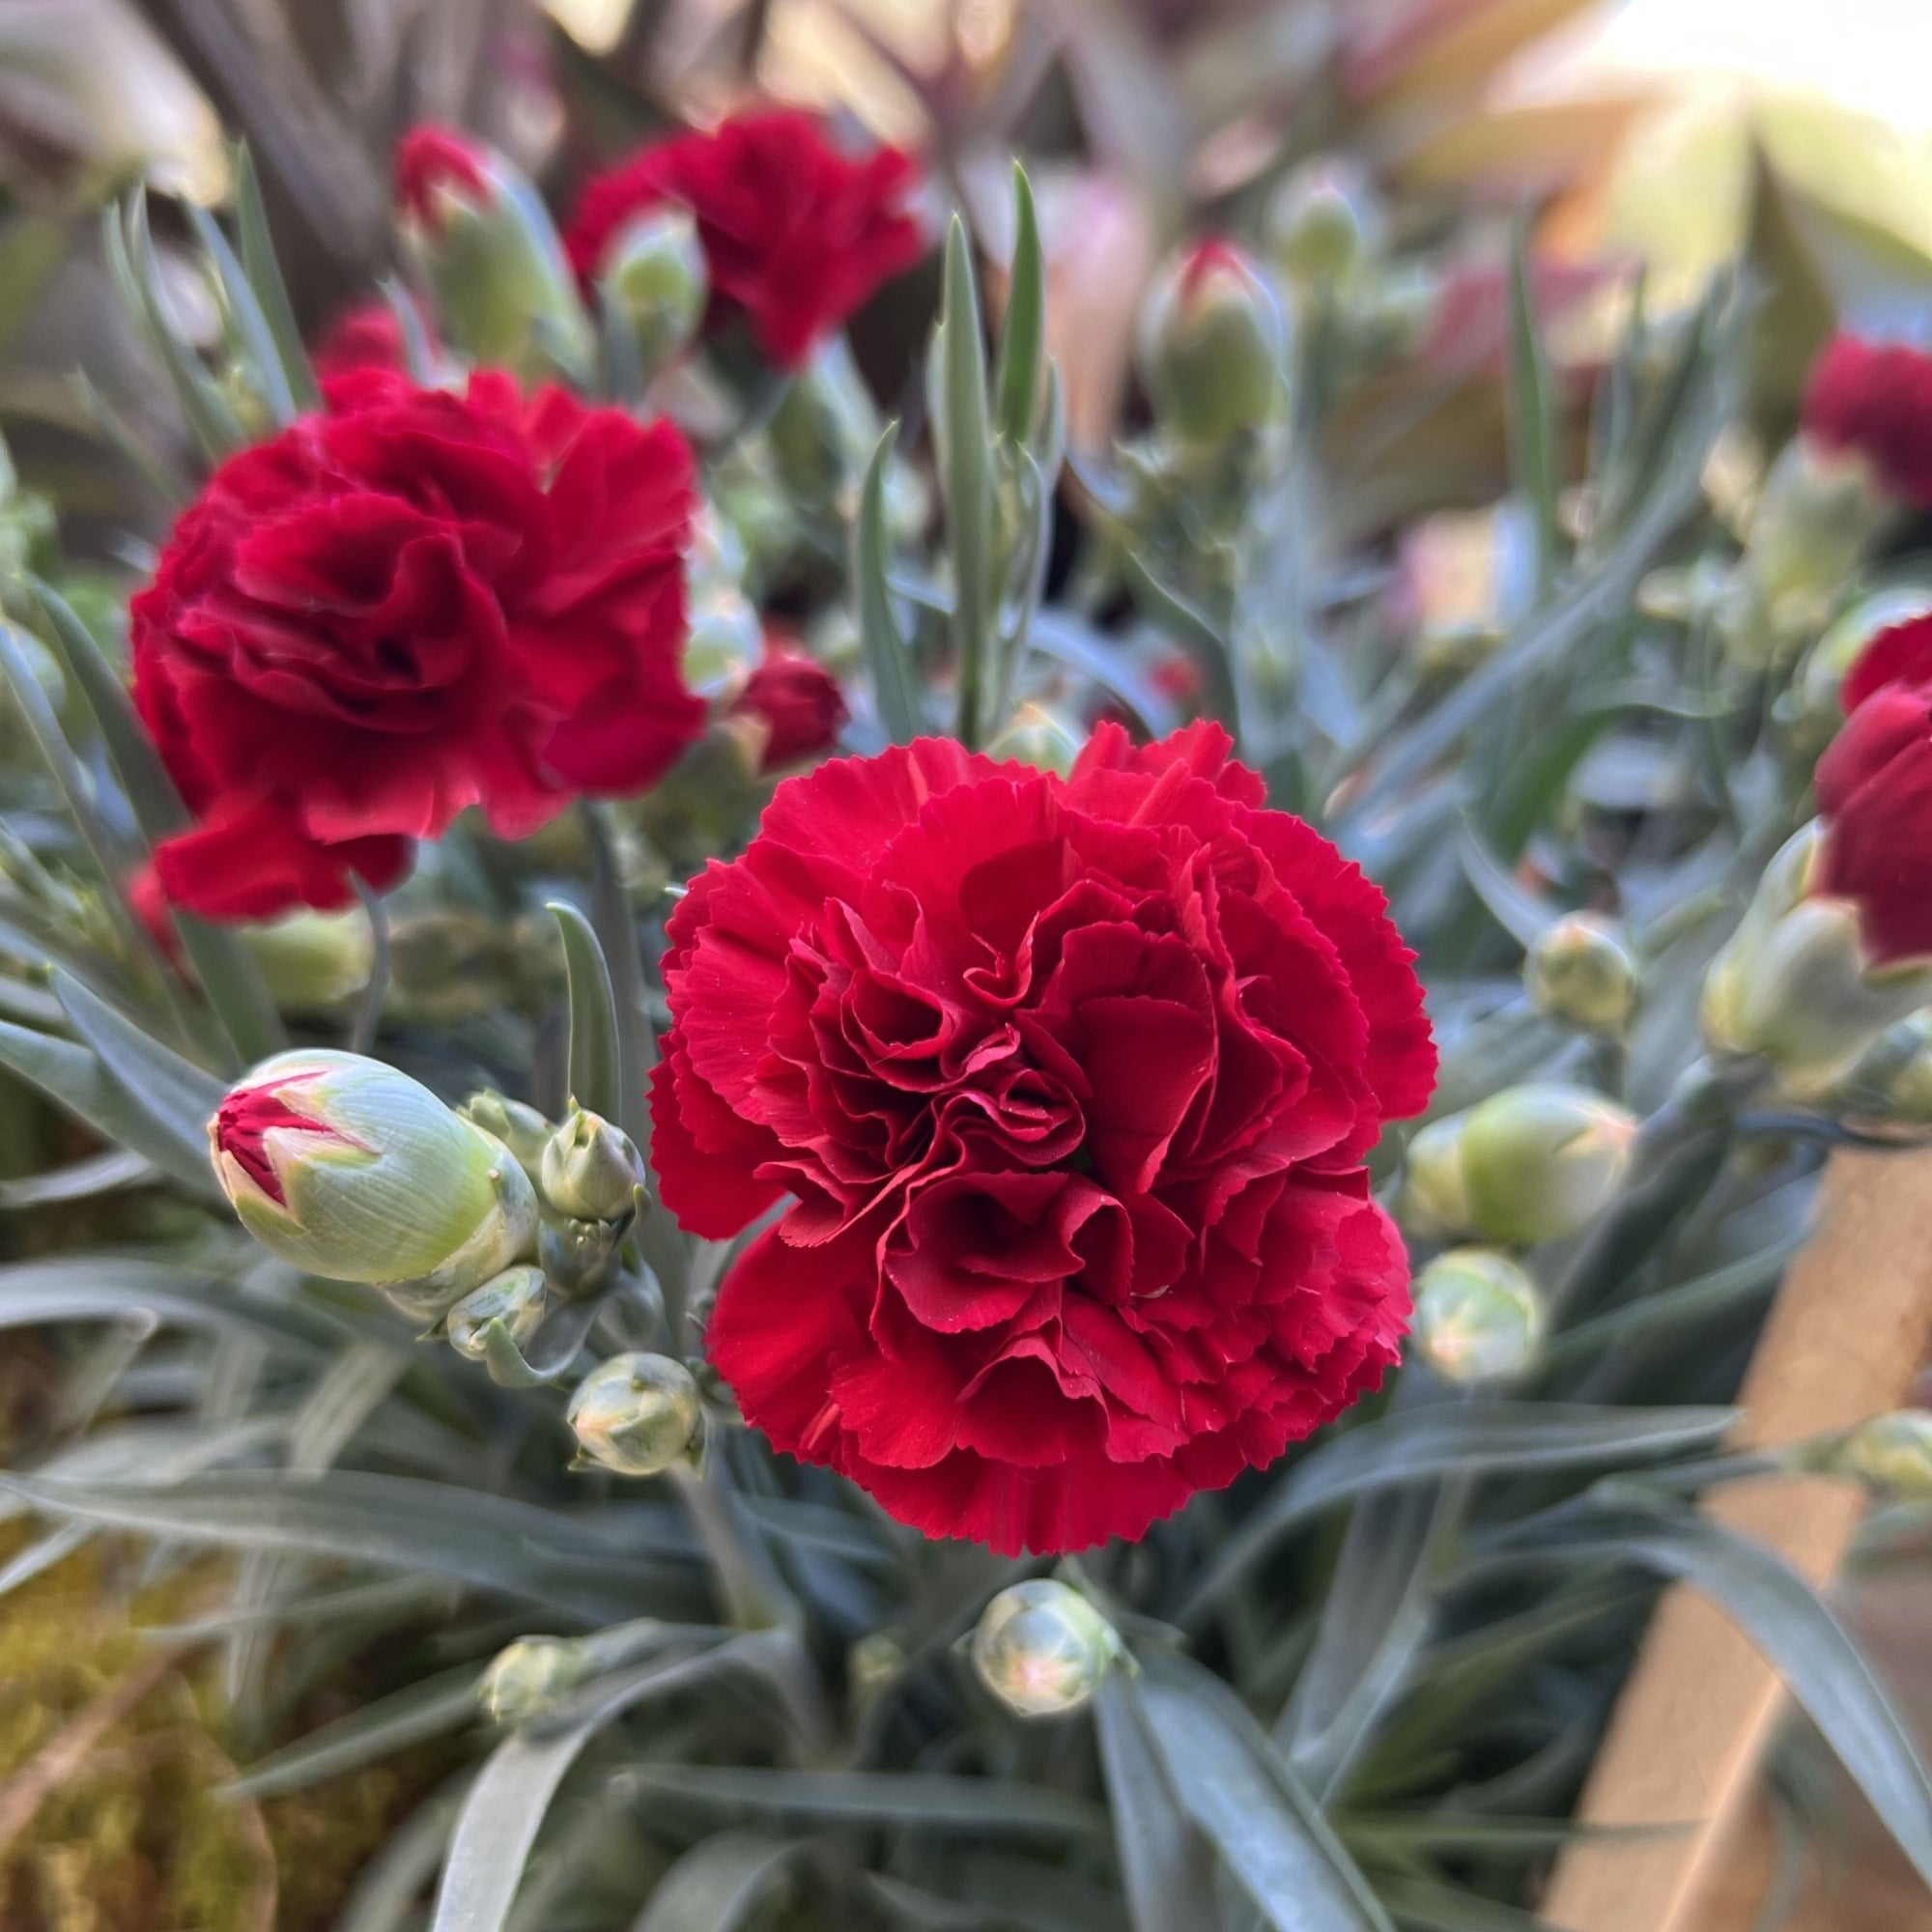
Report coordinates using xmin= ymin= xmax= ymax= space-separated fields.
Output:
xmin=1802 ymin=333 xmax=1932 ymax=512
xmin=211 ymin=1050 xmax=537 ymax=1312
xmin=727 ymin=643 xmax=848 ymax=774
xmin=394 ymin=125 xmax=590 ymax=380
xmin=1138 ymin=239 xmax=1290 ymax=447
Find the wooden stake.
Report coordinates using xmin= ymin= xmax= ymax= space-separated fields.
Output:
xmin=1543 ymin=1145 xmax=1932 ymax=1932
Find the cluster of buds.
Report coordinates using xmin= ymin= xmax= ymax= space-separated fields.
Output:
xmin=969 ymin=1578 xmax=1121 ymax=1719
xmin=1700 ymin=823 xmax=1932 ymax=1096
xmin=1402 ymin=1084 xmax=1637 ymax=1248
xmin=1812 ymin=1409 xmax=1932 ymax=1497
xmin=1411 ymin=1248 xmax=1546 ymax=1383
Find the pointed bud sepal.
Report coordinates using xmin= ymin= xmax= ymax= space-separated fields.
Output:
xmin=211 ymin=1051 xmax=537 ymax=1309
xmin=477 ymin=1635 xmax=589 ymax=1725
xmin=445 ymin=1264 xmax=548 ymax=1360
xmin=461 ymin=1092 xmax=553 ymax=1175
xmin=566 ymin=1352 xmax=702 ymax=1477
xmin=1412 ymin=1249 xmax=1545 ymax=1383
xmin=970 ymin=1577 xmax=1122 ymax=1719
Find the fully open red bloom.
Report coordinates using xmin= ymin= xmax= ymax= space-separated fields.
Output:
xmin=1803 ymin=335 xmax=1932 ymax=509
xmin=564 ymin=110 xmax=923 ymax=370
xmin=650 ymin=724 xmax=1435 ymax=1554
xmin=730 ymin=641 xmax=848 ymax=773
xmin=1816 ymin=613 xmax=1932 ymax=965
xmin=132 ymin=368 xmax=701 ymax=921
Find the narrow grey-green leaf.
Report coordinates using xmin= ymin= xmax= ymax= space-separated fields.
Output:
xmin=856 ymin=423 xmax=923 ymax=744
xmin=1095 ymin=1672 xmax=1225 ymax=1932
xmin=1454 ymin=821 xmax=1555 ymax=952
xmin=185 ymin=200 xmax=296 ymax=427
xmin=622 ymin=1764 xmax=1108 ymax=1839
xmin=432 ymin=1642 xmax=776 ymax=1932
xmin=52 ymin=967 xmax=225 ymax=1166
xmin=233 ymin=142 xmax=320 ymax=412
xmin=941 ymin=216 xmax=996 ymax=749
xmin=1029 ymin=612 xmax=1179 ymax=738
xmin=0 ymin=1255 xmax=340 ymax=1351
xmin=995 ymin=164 xmax=1045 ymax=448
xmin=1119 ymin=552 xmax=1240 ymax=736
xmin=0 ymin=1021 xmax=221 ymax=1200
xmin=0 ymin=1147 xmax=154 ymax=1210
xmin=1178 ymin=1404 xmax=1735 ymax=1623
xmin=1505 ymin=210 xmax=1558 ymax=599
xmin=26 ymin=580 xmax=283 ymax=1066
xmin=1377 ymin=1877 xmax=1557 ymax=1932
xmin=121 ymin=193 xmax=247 ymax=460
xmin=1135 ymin=1653 xmax=1396 ymax=1932
xmin=334 ymin=1772 xmax=475 ymax=1932
xmin=549 ymin=901 xmax=620 ymax=1122
xmin=633 ymin=1830 xmax=811 ymax=1932
xmin=1552 ymin=1509 xmax=1932 ymax=1890
xmin=582 ymin=804 xmax=653 ymax=1148
xmin=228 ymin=1664 xmax=482 ymax=1799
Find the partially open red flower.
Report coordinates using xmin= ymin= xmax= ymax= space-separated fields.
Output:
xmin=650 ymin=724 xmax=1435 ymax=1554
xmin=1803 ymin=335 xmax=1932 ymax=510
xmin=1816 ymin=612 xmax=1932 ymax=965
xmin=730 ymin=642 xmax=848 ymax=772
xmin=132 ymin=369 xmax=702 ymax=921
xmin=564 ymin=110 xmax=923 ymax=370
xmin=394 ymin=125 xmax=491 ymax=234
xmin=312 ymin=299 xmax=432 ymax=383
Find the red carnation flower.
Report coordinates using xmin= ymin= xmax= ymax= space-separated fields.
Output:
xmin=394 ymin=124 xmax=491 ymax=233
xmin=650 ymin=723 xmax=1435 ymax=1554
xmin=1815 ymin=612 xmax=1932 ymax=965
xmin=132 ymin=368 xmax=702 ymax=922
xmin=1803 ymin=334 xmax=1932 ymax=510
xmin=564 ymin=110 xmax=923 ymax=370
xmin=730 ymin=642 xmax=849 ymax=772
xmin=311 ymin=299 xmax=427 ymax=383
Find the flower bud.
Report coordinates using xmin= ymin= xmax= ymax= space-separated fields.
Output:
xmin=1786 ymin=584 xmax=1932 ymax=749
xmin=1823 ymin=1410 xmax=1932 ymax=1496
xmin=600 ymin=205 xmax=707 ymax=383
xmin=394 ymin=125 xmax=591 ymax=380
xmin=242 ymin=907 xmax=373 ymax=1013
xmin=768 ymin=340 xmax=884 ymax=508
xmin=985 ymin=702 xmax=1085 ymax=779
xmin=1265 ymin=156 xmax=1384 ymax=292
xmin=1412 ymin=1249 xmax=1544 ymax=1382
xmin=1700 ymin=823 xmax=1932 ymax=1094
xmin=1402 ymin=1085 xmax=1637 ymax=1246
xmin=1863 ymin=1009 xmax=1932 ymax=1124
xmin=567 ymin=1352 xmax=702 ymax=1476
xmin=1524 ymin=913 xmax=1639 ymax=1034
xmin=1138 ymin=241 xmax=1290 ymax=448
xmin=477 ymin=1635 xmax=588 ymax=1724
xmin=539 ymin=1213 xmax=622 ymax=1296
xmin=1718 ymin=440 xmax=1889 ymax=670
xmin=212 ymin=1053 xmax=537 ymax=1306
xmin=461 ymin=1092 xmax=553 ymax=1174
xmin=727 ymin=645 xmax=849 ymax=775
xmin=970 ymin=1579 xmax=1120 ymax=1719
xmin=445 ymin=1264 xmax=548 ymax=1360
xmin=540 ymin=1108 xmax=645 ymax=1223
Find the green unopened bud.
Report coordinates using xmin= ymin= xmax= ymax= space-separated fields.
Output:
xmin=477 ymin=1635 xmax=588 ymax=1724
xmin=985 ymin=702 xmax=1085 ymax=779
xmin=1403 ymin=1084 xmax=1636 ymax=1246
xmin=1266 ymin=156 xmax=1385 ymax=292
xmin=461 ymin=1093 xmax=552 ymax=1173
xmin=1701 ymin=823 xmax=1932 ymax=1094
xmin=768 ymin=339 xmax=883 ymax=508
xmin=1413 ymin=1249 xmax=1544 ymax=1382
xmin=567 ymin=1352 xmax=701 ymax=1476
xmin=1719 ymin=440 xmax=1889 ymax=670
xmin=1863 ymin=1010 xmax=1932 ymax=1124
xmin=970 ymin=1579 xmax=1120 ymax=1719
xmin=1139 ymin=241 xmax=1290 ymax=447
xmin=540 ymin=1108 xmax=644 ymax=1223
xmin=1820 ymin=1410 xmax=1932 ymax=1496
xmin=395 ymin=126 xmax=591 ymax=380
xmin=211 ymin=1051 xmax=537 ymax=1307
xmin=1525 ymin=913 xmax=1639 ymax=1034
xmin=446 ymin=1264 xmax=548 ymax=1359
xmin=601 ymin=206 xmax=707 ymax=384
xmin=242 ymin=907 xmax=373 ymax=1012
